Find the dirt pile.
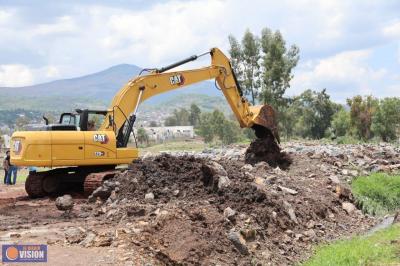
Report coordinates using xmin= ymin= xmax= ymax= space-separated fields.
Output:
xmin=82 ymin=153 xmax=374 ymax=265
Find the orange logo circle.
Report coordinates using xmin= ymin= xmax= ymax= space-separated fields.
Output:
xmin=6 ymin=246 xmax=18 ymax=260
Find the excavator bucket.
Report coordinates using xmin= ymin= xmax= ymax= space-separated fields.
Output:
xmin=249 ymin=105 xmax=280 ymax=143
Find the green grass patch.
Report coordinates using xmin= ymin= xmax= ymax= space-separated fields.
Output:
xmin=304 ymin=224 xmax=400 ymax=266
xmin=352 ymin=173 xmax=400 ymax=216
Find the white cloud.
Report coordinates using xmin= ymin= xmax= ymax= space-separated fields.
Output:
xmin=0 ymin=10 xmax=13 ymax=24
xmin=29 ymin=16 xmax=77 ymax=36
xmin=290 ymin=49 xmax=392 ymax=100
xmin=0 ymin=65 xmax=34 ymax=87
xmin=44 ymin=65 xmax=60 ymax=78
xmin=383 ymin=20 xmax=400 ymax=38
xmin=0 ymin=0 xmax=398 ymax=102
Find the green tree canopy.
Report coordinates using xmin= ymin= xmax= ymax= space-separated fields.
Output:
xmin=372 ymin=97 xmax=400 ymax=142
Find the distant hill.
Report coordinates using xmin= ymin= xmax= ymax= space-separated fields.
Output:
xmin=0 ymin=64 xmax=221 ymax=112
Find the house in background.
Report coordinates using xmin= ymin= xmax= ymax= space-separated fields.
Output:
xmin=133 ymin=126 xmax=194 ymax=143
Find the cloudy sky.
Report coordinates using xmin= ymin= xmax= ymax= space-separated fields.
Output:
xmin=0 ymin=0 xmax=399 ymax=102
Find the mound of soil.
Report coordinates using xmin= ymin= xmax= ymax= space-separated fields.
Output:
xmin=93 ymin=153 xmax=373 ymax=265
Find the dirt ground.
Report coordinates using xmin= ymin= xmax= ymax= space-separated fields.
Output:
xmin=1 ymin=142 xmax=399 ymax=265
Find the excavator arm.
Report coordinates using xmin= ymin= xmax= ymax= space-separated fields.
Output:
xmin=101 ymin=48 xmax=279 ymax=145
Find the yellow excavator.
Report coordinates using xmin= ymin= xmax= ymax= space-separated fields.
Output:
xmin=10 ymin=48 xmax=279 ymax=198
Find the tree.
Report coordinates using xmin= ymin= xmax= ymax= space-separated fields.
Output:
xmin=229 ymin=30 xmax=262 ymax=105
xmin=220 ymin=119 xmax=241 ymax=144
xmin=164 ymin=108 xmax=190 ymax=126
xmin=259 ymin=28 xmax=299 ymax=109
xmin=331 ymin=108 xmax=350 ymax=137
xmin=189 ymin=103 xmax=201 ymax=127
xmin=347 ymin=95 xmax=378 ymax=140
xmin=197 ymin=109 xmax=243 ymax=144
xmin=137 ymin=127 xmax=149 ymax=146
xmin=372 ymin=97 xmax=400 ymax=142
xmin=198 ymin=112 xmax=214 ymax=142
xmin=288 ymin=89 xmax=339 ymax=139
xmin=164 ymin=116 xmax=178 ymax=126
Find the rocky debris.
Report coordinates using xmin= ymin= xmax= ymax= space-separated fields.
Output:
xmin=93 ymin=232 xmax=113 ymax=247
xmin=223 ymin=207 xmax=236 ymax=221
xmin=55 ymin=195 xmax=74 ymax=213
xmin=80 ymin=232 xmax=97 ymax=247
xmin=336 ymin=184 xmax=353 ymax=200
xmin=201 ymin=161 xmax=231 ymax=191
xmin=65 ymin=227 xmax=86 ymax=244
xmin=70 ymin=141 xmax=400 ymax=265
xmin=88 ymin=180 xmax=119 ymax=203
xmin=278 ymin=186 xmax=299 ymax=195
xmin=342 ymin=202 xmax=356 ymax=214
xmin=144 ymin=192 xmax=155 ymax=201
xmin=228 ymin=231 xmax=249 ymax=255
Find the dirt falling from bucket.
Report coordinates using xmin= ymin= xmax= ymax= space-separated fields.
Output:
xmin=245 ymin=137 xmax=292 ymax=169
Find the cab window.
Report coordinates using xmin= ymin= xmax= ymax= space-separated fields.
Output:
xmin=60 ymin=114 xmax=76 ymax=125
xmin=87 ymin=113 xmax=106 ymax=131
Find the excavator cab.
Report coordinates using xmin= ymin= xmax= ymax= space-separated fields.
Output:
xmin=37 ymin=109 xmax=108 ymax=132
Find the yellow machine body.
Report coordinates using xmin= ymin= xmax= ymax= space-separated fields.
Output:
xmin=11 ymin=131 xmax=138 ymax=167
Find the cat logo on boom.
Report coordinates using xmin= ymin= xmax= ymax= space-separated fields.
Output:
xmin=169 ymin=74 xmax=184 ymax=86
xmin=93 ymin=134 xmax=109 ymax=144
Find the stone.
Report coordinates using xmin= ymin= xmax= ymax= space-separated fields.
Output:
xmin=65 ymin=227 xmax=86 ymax=244
xmin=283 ymin=201 xmax=298 ymax=224
xmin=349 ymin=170 xmax=358 ymax=177
xmin=201 ymin=161 xmax=230 ymax=191
xmin=254 ymin=161 xmax=270 ymax=170
xmin=227 ymin=231 xmax=249 ymax=255
xmin=223 ymin=207 xmax=236 ymax=221
xmin=126 ymin=207 xmax=145 ymax=217
xmin=336 ymin=184 xmax=352 ymax=199
xmin=303 ymin=229 xmax=316 ymax=240
xmin=172 ymin=189 xmax=180 ymax=196
xmin=240 ymin=229 xmax=256 ymax=241
xmin=80 ymin=232 xmax=97 ymax=247
xmin=241 ymin=164 xmax=254 ymax=172
xmin=94 ymin=233 xmax=113 ymax=247
xmin=218 ymin=175 xmax=231 ymax=190
xmin=88 ymin=180 xmax=118 ymax=202
xmin=278 ymin=186 xmax=298 ymax=195
xmin=202 ymin=161 xmax=228 ymax=177
xmin=342 ymin=202 xmax=356 ymax=214
xmin=145 ymin=192 xmax=155 ymax=200
xmin=55 ymin=195 xmax=74 ymax=212
xmin=328 ymin=175 xmax=340 ymax=184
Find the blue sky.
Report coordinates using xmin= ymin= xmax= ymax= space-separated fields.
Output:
xmin=0 ymin=0 xmax=399 ymax=102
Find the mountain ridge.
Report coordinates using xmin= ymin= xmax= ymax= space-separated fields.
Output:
xmin=0 ymin=64 xmax=220 ymax=111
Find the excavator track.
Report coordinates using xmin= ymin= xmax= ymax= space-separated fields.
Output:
xmin=25 ymin=172 xmax=47 ymax=198
xmin=83 ymin=170 xmax=120 ymax=197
